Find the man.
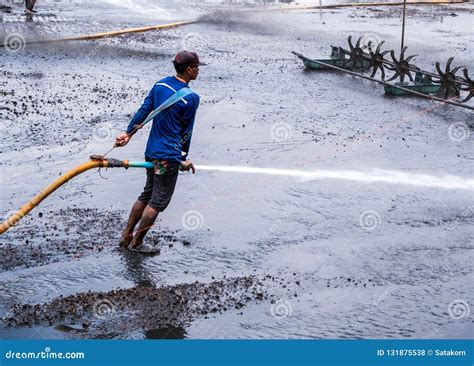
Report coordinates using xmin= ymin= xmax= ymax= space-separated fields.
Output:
xmin=25 ymin=0 xmax=37 ymax=14
xmin=115 ymin=50 xmax=206 ymax=253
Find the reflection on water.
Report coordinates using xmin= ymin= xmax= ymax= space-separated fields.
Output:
xmin=120 ymin=250 xmax=157 ymax=288
xmin=119 ymin=245 xmax=188 ymax=340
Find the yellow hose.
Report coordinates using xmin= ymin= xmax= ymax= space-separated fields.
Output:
xmin=22 ymin=20 xmax=197 ymax=45
xmin=0 ymin=160 xmax=107 ymax=234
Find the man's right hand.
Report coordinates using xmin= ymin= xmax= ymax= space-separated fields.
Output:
xmin=115 ymin=133 xmax=131 ymax=147
xmin=180 ymin=160 xmax=196 ymax=174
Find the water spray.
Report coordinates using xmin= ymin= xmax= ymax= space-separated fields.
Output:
xmin=1 ymin=156 xmax=473 ymax=234
xmin=195 ymin=165 xmax=474 ymax=191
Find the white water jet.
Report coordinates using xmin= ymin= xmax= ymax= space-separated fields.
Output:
xmin=195 ymin=165 xmax=474 ymax=191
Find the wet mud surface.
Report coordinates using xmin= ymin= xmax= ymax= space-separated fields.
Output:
xmin=362 ymin=4 xmax=474 ymax=20
xmin=1 ymin=0 xmax=473 ymax=339
xmin=1 ymin=276 xmax=269 ymax=339
xmin=0 ymin=208 xmax=190 ymax=271
xmin=1 ymin=271 xmax=392 ymax=339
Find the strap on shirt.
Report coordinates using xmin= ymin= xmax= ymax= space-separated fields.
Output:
xmin=128 ymin=85 xmax=193 ymax=136
xmin=156 ymin=82 xmax=189 ymax=105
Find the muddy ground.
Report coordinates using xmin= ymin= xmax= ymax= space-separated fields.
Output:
xmin=0 ymin=0 xmax=473 ymax=339
xmin=2 ymin=275 xmax=270 ymax=339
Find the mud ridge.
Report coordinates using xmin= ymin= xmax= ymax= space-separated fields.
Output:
xmin=2 ymin=275 xmax=271 ymax=338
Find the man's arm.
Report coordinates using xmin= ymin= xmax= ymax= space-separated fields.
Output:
xmin=116 ymin=87 xmax=154 ymax=147
xmin=126 ymin=88 xmax=154 ymax=134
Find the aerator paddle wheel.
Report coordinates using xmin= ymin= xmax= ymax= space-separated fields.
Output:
xmin=460 ymin=68 xmax=474 ymax=103
xmin=292 ymin=33 xmax=474 ymax=110
xmin=366 ymin=40 xmax=390 ymax=80
xmin=386 ymin=47 xmax=417 ymax=83
xmin=343 ymin=36 xmax=368 ymax=70
xmin=433 ymin=57 xmax=464 ymax=99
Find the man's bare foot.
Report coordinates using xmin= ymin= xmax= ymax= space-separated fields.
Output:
xmin=129 ymin=237 xmax=142 ymax=249
xmin=127 ymin=241 xmax=160 ymax=255
xmin=119 ymin=234 xmax=133 ymax=248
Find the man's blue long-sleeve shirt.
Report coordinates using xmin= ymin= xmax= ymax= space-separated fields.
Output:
xmin=127 ymin=76 xmax=200 ymax=162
